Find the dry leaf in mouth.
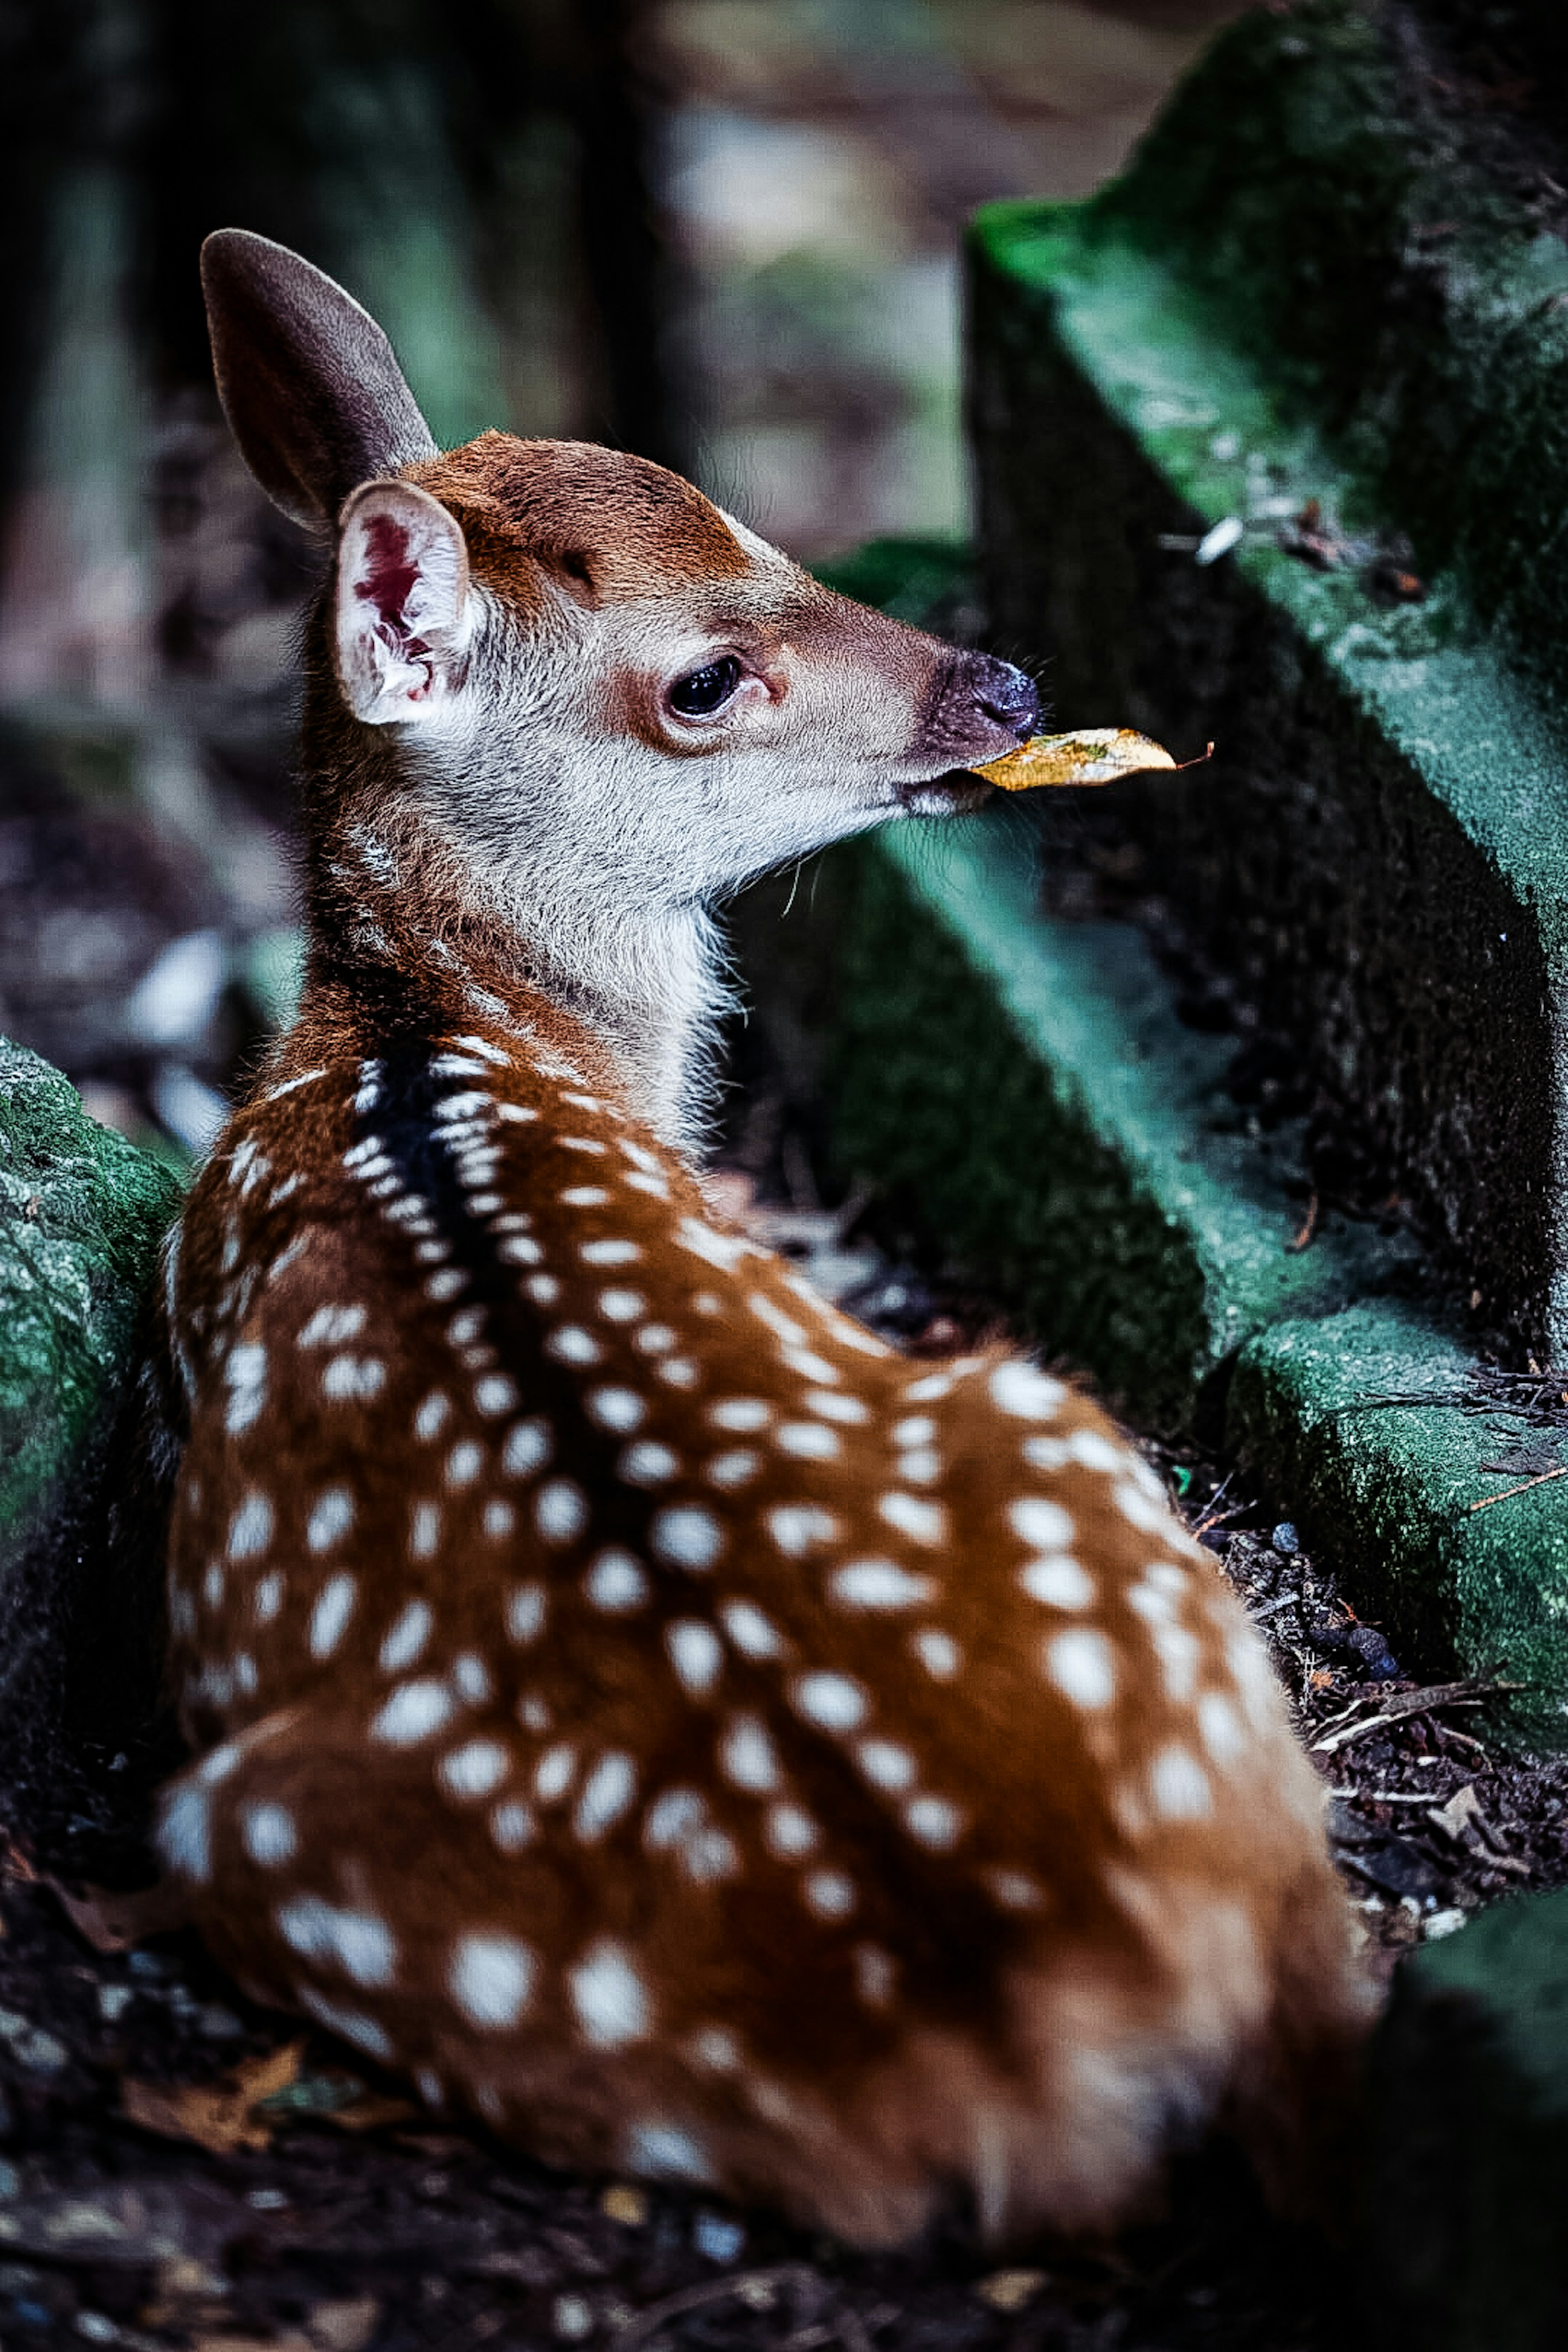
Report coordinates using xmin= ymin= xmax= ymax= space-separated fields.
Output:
xmin=122 ymin=2039 xmax=304 ymax=2155
xmin=973 ymin=728 xmax=1182 ymax=791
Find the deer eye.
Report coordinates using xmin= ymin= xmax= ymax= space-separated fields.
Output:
xmin=668 ymin=656 xmax=743 ymax=719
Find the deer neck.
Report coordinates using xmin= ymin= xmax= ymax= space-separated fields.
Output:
xmin=301 ymin=786 xmax=730 ymax=1159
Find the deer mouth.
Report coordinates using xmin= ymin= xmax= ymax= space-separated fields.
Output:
xmin=893 ymin=769 xmax=996 ymax=816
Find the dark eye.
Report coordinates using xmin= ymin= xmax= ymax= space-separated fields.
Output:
xmin=668 ymin=656 xmax=743 ymax=718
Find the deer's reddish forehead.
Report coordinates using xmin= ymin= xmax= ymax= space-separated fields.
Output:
xmin=410 ymin=433 xmax=753 ymax=601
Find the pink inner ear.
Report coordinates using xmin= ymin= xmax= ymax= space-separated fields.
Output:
xmin=356 ymin=515 xmax=420 ymax=630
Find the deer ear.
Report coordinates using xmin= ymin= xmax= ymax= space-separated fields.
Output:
xmin=335 ymin=479 xmax=472 ymax=726
xmin=200 ymin=228 xmax=438 ymax=530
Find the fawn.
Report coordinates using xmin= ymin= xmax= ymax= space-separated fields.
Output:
xmin=149 ymin=229 xmax=1367 ymax=2247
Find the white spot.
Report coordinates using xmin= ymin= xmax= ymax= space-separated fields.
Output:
xmin=569 ymin=1940 xmax=650 ymax=2047
xmin=749 ymin=1292 xmax=808 ymax=1345
xmin=989 ymin=1363 xmax=1066 ymax=1419
xmin=675 ymin=1217 xmax=755 ymax=1273
xmin=587 ymin=1388 xmax=644 ymax=1433
xmin=720 ymin=1600 xmax=785 ymax=1659
xmin=626 ymin=2122 xmax=710 ymax=2183
xmin=534 ymin=1743 xmax=578 ymax=1803
xmin=709 ymin=1398 xmax=770 ymax=1432
xmin=1010 ymin=1497 xmax=1074 ymax=1550
xmin=416 ymin=2067 xmax=443 ymax=2107
xmin=278 ymin=1897 xmax=396 ymax=1987
xmin=506 ymin=1582 xmax=547 ymax=1644
xmin=830 ymin=1559 xmax=934 ymax=1611
xmin=853 ymin=1944 xmax=896 ymax=2006
xmin=253 ymin=1570 xmax=284 ymax=1624
xmin=536 ymin=1479 xmax=589 ymax=1544
xmin=483 ymin=1498 xmax=516 ymax=1539
xmin=440 ymin=1740 xmax=511 ymax=1800
xmin=720 ymin=1714 xmax=781 ymax=1792
xmin=984 ymin=1869 xmax=1047 ymax=1912
xmin=497 ymin=1235 xmax=543 ymax=1265
xmin=904 ymin=1372 xmax=954 ymax=1402
xmin=644 ymin=1788 xmax=704 ymax=1850
xmin=157 ymin=1786 xmax=210 ymax=1882
xmin=295 ymin=1990 xmax=393 ymax=2061
xmin=224 ymin=1342 xmax=268 ymax=1436
xmin=792 ymin=1672 xmax=868 ymax=1733
xmin=655 ymin=1357 xmax=698 ymax=1389
xmin=635 ymin=1323 xmax=678 ymax=1355
xmin=453 ymin=1652 xmax=491 ymax=1702
xmin=597 ymin=1287 xmax=647 ymax=1323
xmin=323 ymin=1354 xmax=386 ymax=1403
xmin=691 ymin=2027 xmax=741 ymax=2071
xmin=768 ymin=1505 xmax=837 ymax=1557
xmin=1022 ymin=1435 xmax=1070 ymax=1472
xmin=490 ymin=1801 xmax=537 ymax=1852
xmin=706 ymin=1449 xmax=759 ymax=1488
xmin=912 ymin=1628 xmax=960 ymax=1679
xmin=667 ymin=1619 xmax=722 ymax=1695
xmin=804 ymin=1870 xmax=856 ymax=1919
xmin=1115 ymin=1479 xmax=1170 ymax=1534
xmin=575 ymin=1751 xmax=639 ymax=1840
xmin=1044 ymin=1628 xmax=1116 ymax=1709
xmin=559 ymin=1136 xmax=608 ymax=1154
xmin=450 ymin=1933 xmax=537 ymax=2029
xmin=525 ymin=1274 xmax=560 ymax=1307
xmin=581 ymin=1238 xmax=640 ymax=1266
xmin=893 ymin=1416 xmax=936 ymax=1446
xmin=474 ymin=1374 xmax=519 ymax=1417
xmin=1198 ymin=1689 xmax=1247 ymax=1764
xmin=310 ymin=1573 xmax=357 ymax=1658
xmin=203 ymin=1562 xmax=225 ymax=1610
xmin=1067 ymin=1428 xmax=1127 ymax=1473
xmin=372 ymin=1680 xmax=455 ymax=1744
xmin=414 ymin=1390 xmax=451 ymax=1441
xmin=307 ymin=1487 xmax=354 ymax=1552
xmin=381 ymin=1600 xmax=433 ymax=1672
xmin=1020 ymin=1556 xmax=1095 ymax=1610
xmin=502 ymin=1417 xmax=553 ymax=1475
xmin=904 ymin=1795 xmax=964 ymax=1849
xmin=897 ymin=1448 xmax=941 ymax=1483
xmin=856 ymin=1739 xmax=916 ymax=1791
xmin=425 ymin=1269 xmax=466 ymax=1303
xmin=619 ymin=1441 xmax=679 ymax=1486
xmin=410 ymin=1500 xmax=442 ymax=1561
xmin=560 ymin=1186 xmax=610 ymax=1208
xmin=781 ymin=1345 xmax=837 ymax=1383
xmin=776 ymin=1421 xmax=840 ymax=1461
xmin=807 ymin=1391 xmax=870 ymax=1425
xmin=446 ymin=1441 xmax=483 ymax=1489
xmin=447 ymin=1308 xmax=485 ymax=1346
xmin=299 ymin=1304 xmax=366 ymax=1349
xmin=585 ymin=1549 xmax=649 ymax=1611
xmin=764 ymin=1802 xmax=820 ymax=1858
xmin=1150 ymin=1744 xmax=1213 ymax=1820
xmin=241 ymin=1802 xmax=296 ymax=1866
xmin=650 ymin=1506 xmax=723 ymax=1571
xmin=878 ymin=1492 xmax=945 ymax=1546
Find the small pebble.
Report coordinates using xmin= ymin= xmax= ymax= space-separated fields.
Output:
xmin=1272 ymin=1522 xmax=1301 ymax=1555
xmin=600 ymin=2184 xmax=648 ymax=2227
xmin=553 ymin=2293 xmax=594 ymax=2340
xmin=1424 ymin=1908 xmax=1468 ymax=1941
xmin=977 ymin=2270 xmax=1047 ymax=2313
xmin=197 ymin=2004 xmax=245 ymax=2038
xmin=127 ymin=1951 xmax=167 ymax=1979
xmin=74 ymin=2316 xmax=117 ymax=2343
xmin=0 ymin=2160 xmax=19 ymax=2199
xmin=247 ymin=2187 xmax=290 ymax=2211
xmin=96 ymin=1986 xmax=133 ymax=2023
xmin=692 ymin=2212 xmax=745 ymax=2263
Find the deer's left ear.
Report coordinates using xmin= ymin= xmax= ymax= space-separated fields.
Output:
xmin=335 ymin=479 xmax=472 ymax=725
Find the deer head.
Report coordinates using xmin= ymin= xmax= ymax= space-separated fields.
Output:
xmin=201 ymin=229 xmax=1038 ymax=1149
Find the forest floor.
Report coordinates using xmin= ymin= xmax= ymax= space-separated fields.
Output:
xmin=4 ymin=1160 xmax=1568 ymax=2352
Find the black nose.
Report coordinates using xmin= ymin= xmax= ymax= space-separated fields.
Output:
xmin=969 ymin=655 xmax=1039 ymax=739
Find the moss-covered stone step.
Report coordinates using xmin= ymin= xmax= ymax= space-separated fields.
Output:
xmin=1372 ymin=1882 xmax=1568 ymax=2351
xmin=967 ymin=0 xmax=1568 ymax=1363
xmin=0 ymin=1040 xmax=179 ymax=1570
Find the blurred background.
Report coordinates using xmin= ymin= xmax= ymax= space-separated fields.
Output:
xmin=0 ymin=0 xmax=1238 ymax=1165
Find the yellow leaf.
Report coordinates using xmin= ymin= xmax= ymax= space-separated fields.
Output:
xmin=122 ymin=2040 xmax=305 ymax=2157
xmin=973 ymin=728 xmax=1179 ymax=791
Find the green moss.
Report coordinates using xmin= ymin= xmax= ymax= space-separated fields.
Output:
xmin=0 ymin=1040 xmax=181 ymax=1558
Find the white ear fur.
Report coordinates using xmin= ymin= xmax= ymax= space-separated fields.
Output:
xmin=335 ymin=479 xmax=472 ymax=725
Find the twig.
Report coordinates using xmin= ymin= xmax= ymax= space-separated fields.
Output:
xmin=1251 ymin=1590 xmax=1303 ymax=1623
xmin=612 ymin=2267 xmax=872 ymax=2352
xmin=1285 ymin=1192 xmax=1319 ymax=1254
xmin=1312 ymin=1679 xmax=1525 ymax=1756
xmin=1467 ymin=1464 xmax=1568 ymax=1512
xmin=1191 ymin=1471 xmax=1236 ymax=1538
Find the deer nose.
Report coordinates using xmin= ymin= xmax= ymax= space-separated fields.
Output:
xmin=968 ymin=655 xmax=1039 ymax=740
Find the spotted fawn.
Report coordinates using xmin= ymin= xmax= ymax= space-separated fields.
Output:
xmin=151 ymin=229 xmax=1367 ymax=2247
